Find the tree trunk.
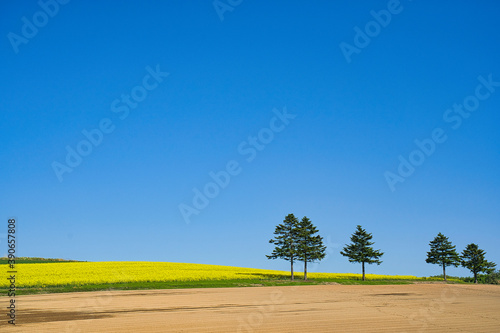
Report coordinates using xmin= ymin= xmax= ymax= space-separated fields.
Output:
xmin=443 ymin=263 xmax=447 ymax=282
xmin=304 ymin=259 xmax=307 ymax=281
xmin=474 ymin=271 xmax=478 ymax=284
xmin=362 ymin=262 xmax=365 ymax=281
xmin=291 ymin=259 xmax=294 ymax=281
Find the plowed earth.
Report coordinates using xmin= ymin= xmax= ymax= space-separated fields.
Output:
xmin=3 ymin=284 xmax=499 ymax=332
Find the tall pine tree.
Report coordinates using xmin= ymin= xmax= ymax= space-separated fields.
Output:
xmin=425 ymin=233 xmax=460 ymax=281
xmin=461 ymin=243 xmax=496 ymax=283
xmin=340 ymin=225 xmax=383 ymax=281
xmin=296 ymin=217 xmax=326 ymax=280
xmin=266 ymin=214 xmax=300 ymax=280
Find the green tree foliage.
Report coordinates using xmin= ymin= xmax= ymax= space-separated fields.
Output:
xmin=460 ymin=243 xmax=496 ymax=284
xmin=296 ymin=216 xmax=326 ymax=280
xmin=425 ymin=233 xmax=460 ymax=281
xmin=340 ymin=225 xmax=384 ymax=281
xmin=484 ymin=270 xmax=500 ymax=285
xmin=462 ymin=270 xmax=500 ymax=284
xmin=266 ymin=214 xmax=300 ymax=280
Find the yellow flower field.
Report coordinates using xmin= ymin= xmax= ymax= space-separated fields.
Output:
xmin=0 ymin=262 xmax=435 ymax=288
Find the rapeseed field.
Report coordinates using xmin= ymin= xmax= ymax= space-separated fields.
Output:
xmin=0 ymin=262 xmax=427 ymax=288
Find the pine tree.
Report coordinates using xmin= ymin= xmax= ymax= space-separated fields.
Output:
xmin=340 ymin=225 xmax=383 ymax=281
xmin=266 ymin=214 xmax=300 ymax=280
xmin=296 ymin=216 xmax=326 ymax=280
xmin=425 ymin=233 xmax=460 ymax=281
xmin=460 ymin=243 xmax=496 ymax=284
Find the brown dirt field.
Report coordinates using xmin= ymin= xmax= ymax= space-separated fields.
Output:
xmin=2 ymin=284 xmax=499 ymax=332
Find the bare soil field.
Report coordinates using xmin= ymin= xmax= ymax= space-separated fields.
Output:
xmin=3 ymin=284 xmax=499 ymax=332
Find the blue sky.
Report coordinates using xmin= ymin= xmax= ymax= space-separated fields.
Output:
xmin=1 ymin=1 xmax=499 ymax=277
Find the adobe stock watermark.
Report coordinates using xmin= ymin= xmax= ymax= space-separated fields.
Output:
xmin=213 ymin=0 xmax=242 ymax=21
xmin=385 ymin=74 xmax=499 ymax=192
xmin=403 ymin=285 xmax=460 ymax=333
xmin=339 ymin=0 xmax=411 ymax=64
xmin=307 ymin=235 xmax=340 ymax=273
xmin=178 ymin=107 xmax=296 ymax=224
xmin=236 ymin=289 xmax=284 ymax=333
xmin=51 ymin=65 xmax=169 ymax=182
xmin=7 ymin=0 xmax=71 ymax=54
xmin=63 ymin=268 xmax=128 ymax=332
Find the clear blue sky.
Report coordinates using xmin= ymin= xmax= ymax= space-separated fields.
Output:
xmin=1 ymin=1 xmax=499 ymax=277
